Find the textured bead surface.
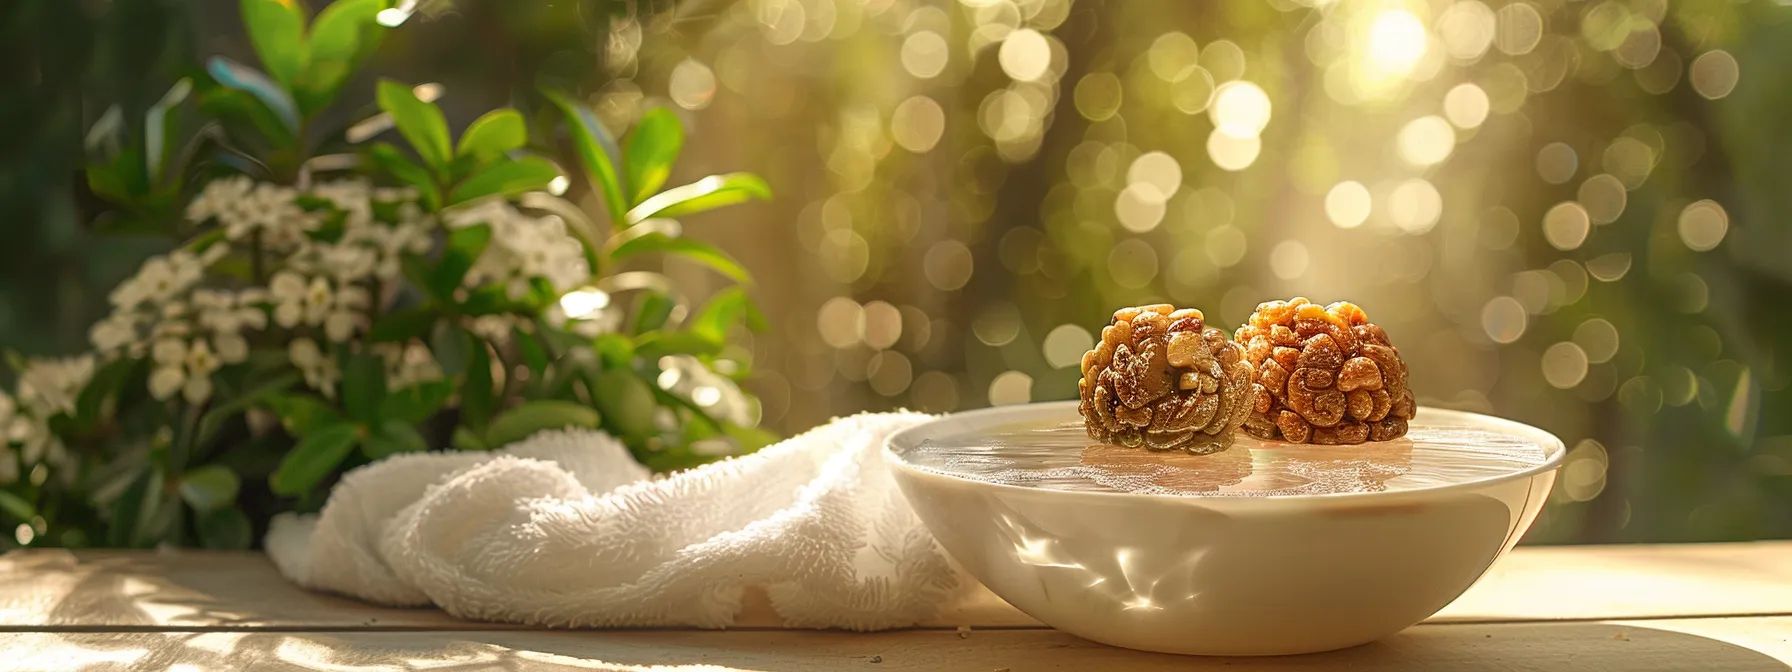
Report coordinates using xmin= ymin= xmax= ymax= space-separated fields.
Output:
xmin=1078 ymin=305 xmax=1254 ymax=454
xmin=1236 ymin=298 xmax=1415 ymax=444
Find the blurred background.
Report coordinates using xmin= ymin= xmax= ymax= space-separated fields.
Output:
xmin=4 ymin=0 xmax=1789 ymax=545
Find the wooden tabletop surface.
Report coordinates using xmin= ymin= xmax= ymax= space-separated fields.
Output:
xmin=1 ymin=542 xmax=1788 ymax=670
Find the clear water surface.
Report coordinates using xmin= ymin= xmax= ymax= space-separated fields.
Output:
xmin=898 ymin=414 xmax=1553 ymax=498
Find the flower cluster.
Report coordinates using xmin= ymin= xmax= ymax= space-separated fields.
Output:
xmin=288 ymin=181 xmax=432 ymax=282
xmin=81 ymin=179 xmax=451 ymax=404
xmin=374 ymin=341 xmax=443 ymax=392
xmin=0 ymin=355 xmax=95 ymax=479
xmin=186 ymin=176 xmax=318 ymax=251
xmin=443 ymin=200 xmax=592 ymax=300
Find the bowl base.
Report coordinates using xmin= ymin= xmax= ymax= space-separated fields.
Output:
xmin=1066 ymin=628 xmax=1387 ymax=657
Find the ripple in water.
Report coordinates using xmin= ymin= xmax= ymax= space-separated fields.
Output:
xmin=899 ymin=416 xmax=1553 ymax=497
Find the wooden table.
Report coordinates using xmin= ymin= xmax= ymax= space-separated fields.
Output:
xmin=1 ymin=543 xmax=1789 ymax=670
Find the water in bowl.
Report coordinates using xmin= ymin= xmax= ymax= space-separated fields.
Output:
xmin=899 ymin=414 xmax=1553 ymax=497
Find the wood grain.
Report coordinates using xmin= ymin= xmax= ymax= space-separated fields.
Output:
xmin=2 ymin=617 xmax=1788 ymax=671
xmin=2 ymin=542 xmax=1789 ymax=631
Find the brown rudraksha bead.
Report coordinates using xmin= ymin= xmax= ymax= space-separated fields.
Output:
xmin=1235 ymin=298 xmax=1416 ymax=445
xmin=1077 ymin=304 xmax=1256 ymax=454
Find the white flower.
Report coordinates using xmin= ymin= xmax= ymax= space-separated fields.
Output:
xmin=444 ymin=200 xmax=592 ymax=299
xmin=227 ymin=183 xmax=317 ymax=249
xmin=213 ymin=332 xmax=249 ymax=364
xmin=311 ymin=180 xmax=374 ymax=229
xmin=375 ymin=341 xmax=444 ymax=391
xmin=318 ymin=244 xmax=379 ymax=282
xmin=323 ymin=285 xmax=369 ymax=342
xmin=303 ymin=277 xmax=334 ymax=326
xmin=149 ymin=339 xmax=189 ymax=400
xmin=182 ymin=340 xmax=220 ymax=403
xmin=289 ymin=338 xmax=340 ymax=398
xmin=270 ymin=271 xmax=368 ymax=341
xmin=270 ymin=272 xmax=308 ymax=328
xmin=467 ymin=314 xmax=518 ymax=344
xmin=146 ymin=337 xmax=219 ymax=403
xmin=16 ymin=355 xmax=95 ymax=418
xmin=89 ymin=313 xmax=139 ymax=354
xmin=186 ymin=175 xmax=253 ymax=224
xmin=193 ymin=289 xmax=268 ymax=334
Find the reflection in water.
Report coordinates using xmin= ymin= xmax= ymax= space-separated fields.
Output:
xmin=1079 ymin=443 xmax=1253 ymax=493
xmin=903 ymin=418 xmax=1549 ymax=497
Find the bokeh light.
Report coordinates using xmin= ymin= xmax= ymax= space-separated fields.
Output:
xmin=1690 ymin=50 xmax=1740 ymax=99
xmin=1543 ymin=202 xmax=1592 ymax=250
xmin=1397 ymin=115 xmax=1457 ymax=166
xmin=1677 ymin=200 xmax=1730 ymax=251
xmin=1325 ymin=181 xmax=1372 ymax=229
xmin=1443 ymin=83 xmax=1490 ymax=128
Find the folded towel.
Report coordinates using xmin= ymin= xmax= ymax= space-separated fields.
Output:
xmin=264 ymin=411 xmax=970 ymax=630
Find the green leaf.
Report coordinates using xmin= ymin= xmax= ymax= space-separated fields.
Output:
xmin=461 ymin=337 xmax=496 ymax=430
xmin=590 ymin=369 xmax=658 ymax=441
xmin=196 ymin=372 xmax=301 ymax=446
xmin=631 ymin=292 xmax=677 ymax=335
xmin=447 ymin=156 xmax=561 ymax=205
xmin=271 ymin=421 xmax=363 ymax=496
xmin=75 ymin=357 xmax=141 ymax=432
xmin=0 ymin=491 xmax=34 ymax=521
xmin=636 ymin=332 xmax=723 ymax=360
xmin=362 ymin=419 xmax=428 ymax=459
xmin=725 ymin=423 xmax=781 ymax=452
xmin=197 ymin=507 xmax=254 ymax=549
xmin=206 ymin=56 xmax=300 ymax=135
xmin=459 ymin=285 xmax=535 ymax=316
xmin=145 ymin=79 xmax=193 ymax=186
xmin=452 ymin=426 xmax=489 ymax=451
xmin=368 ymin=307 xmax=437 ymax=343
xmin=456 ymin=109 xmax=527 ymax=160
xmin=625 ymin=173 xmax=771 ymax=225
xmin=623 ymin=108 xmax=684 ymax=206
xmin=376 ymin=79 xmax=453 ymax=173
xmin=301 ymin=0 xmax=385 ymax=112
xmin=340 ymin=352 xmax=387 ymax=423
xmin=611 ymin=233 xmax=751 ymax=284
xmin=380 ymin=379 xmax=452 ymax=424
xmin=515 ymin=327 xmax=549 ymax=373
xmin=542 ymin=88 xmax=627 ymax=225
xmin=369 ymin=142 xmax=440 ymax=208
xmin=689 ymin=287 xmax=767 ymax=344
xmin=106 ymin=471 xmax=152 ymax=547
xmin=485 ymin=400 xmax=602 ymax=448
xmin=177 ymin=465 xmax=241 ymax=512
xmin=429 ymin=224 xmax=492 ymax=301
xmin=591 ymin=334 xmax=635 ymax=368
xmin=430 ymin=321 xmax=470 ymax=377
xmin=86 ymin=162 xmax=133 ymax=204
xmin=267 ymin=394 xmax=342 ymax=435
xmin=241 ymin=0 xmax=309 ymax=86
xmin=196 ymin=84 xmax=295 ymax=148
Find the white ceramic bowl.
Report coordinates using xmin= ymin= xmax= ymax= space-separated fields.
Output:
xmin=885 ymin=401 xmax=1565 ymax=656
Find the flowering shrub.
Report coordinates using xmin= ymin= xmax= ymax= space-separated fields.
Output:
xmin=0 ymin=0 xmax=773 ymax=549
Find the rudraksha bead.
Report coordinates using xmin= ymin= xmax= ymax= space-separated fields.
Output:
xmin=1235 ymin=298 xmax=1415 ymax=445
xmin=1078 ymin=304 xmax=1255 ymax=454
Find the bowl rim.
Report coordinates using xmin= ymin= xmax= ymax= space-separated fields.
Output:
xmin=884 ymin=400 xmax=1567 ymax=504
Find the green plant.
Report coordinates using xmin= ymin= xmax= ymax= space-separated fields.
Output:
xmin=0 ymin=0 xmax=773 ymax=549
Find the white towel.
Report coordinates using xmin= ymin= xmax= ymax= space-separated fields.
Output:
xmin=264 ymin=411 xmax=971 ymax=630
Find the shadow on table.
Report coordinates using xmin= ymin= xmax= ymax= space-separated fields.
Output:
xmin=2 ymin=549 xmax=466 ymax=630
xmin=4 ymin=620 xmax=1788 ymax=671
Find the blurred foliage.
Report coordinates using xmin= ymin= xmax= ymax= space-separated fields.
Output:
xmin=4 ymin=0 xmax=1791 ymax=548
xmin=0 ymin=0 xmax=773 ymax=550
